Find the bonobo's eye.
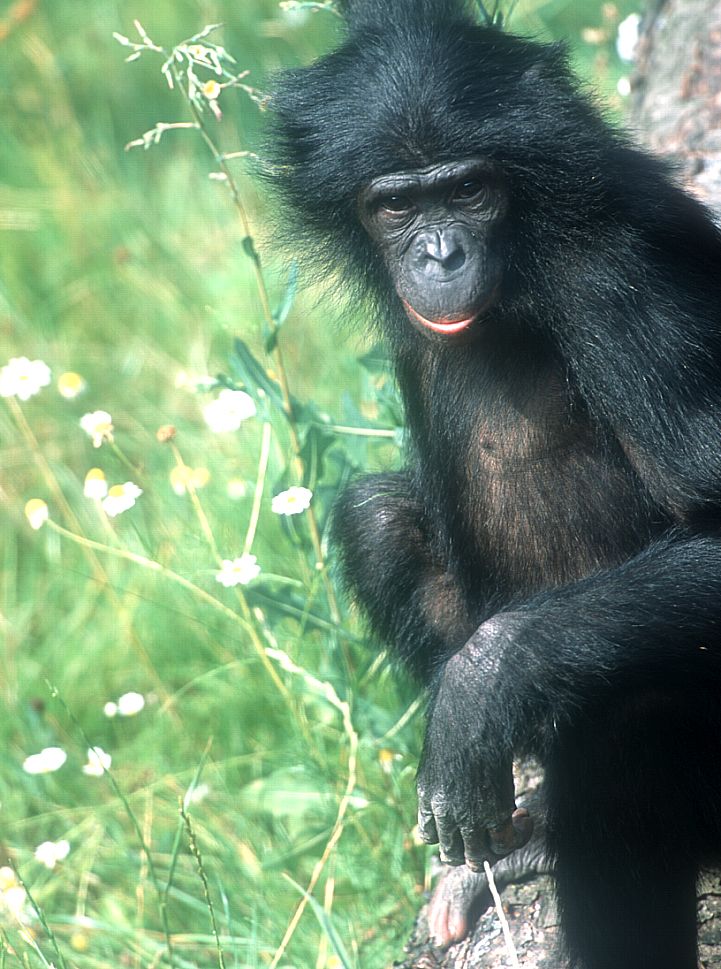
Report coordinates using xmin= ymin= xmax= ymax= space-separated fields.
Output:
xmin=377 ymin=195 xmax=414 ymax=217
xmin=452 ymin=178 xmax=486 ymax=201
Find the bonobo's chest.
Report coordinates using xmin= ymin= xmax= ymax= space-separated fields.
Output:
xmin=405 ymin=347 xmax=654 ymax=597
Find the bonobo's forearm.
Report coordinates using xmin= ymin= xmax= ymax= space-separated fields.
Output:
xmin=332 ymin=472 xmax=475 ymax=679
xmin=484 ymin=532 xmax=721 ymax=749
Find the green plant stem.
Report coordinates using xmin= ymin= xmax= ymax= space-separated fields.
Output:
xmin=49 ymin=689 xmax=176 ymax=969
xmin=170 ymin=63 xmax=341 ymax=626
xmin=265 ymin=649 xmax=359 ymax=969
xmin=8 ymin=861 xmax=70 ymax=969
xmin=180 ymin=803 xmax=226 ymax=969
xmin=243 ymin=420 xmax=272 ymax=556
xmin=42 ymin=518 xmax=294 ymax=707
xmin=7 ymin=396 xmax=169 ymax=700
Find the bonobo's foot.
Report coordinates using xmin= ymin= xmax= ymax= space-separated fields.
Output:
xmin=427 ymin=821 xmax=548 ymax=948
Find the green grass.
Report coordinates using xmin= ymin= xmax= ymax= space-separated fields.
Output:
xmin=0 ymin=2 xmax=637 ymax=966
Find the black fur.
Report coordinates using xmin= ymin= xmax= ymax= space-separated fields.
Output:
xmin=267 ymin=2 xmax=721 ymax=966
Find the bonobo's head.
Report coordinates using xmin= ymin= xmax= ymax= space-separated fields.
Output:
xmin=358 ymin=159 xmax=508 ymax=341
xmin=267 ymin=0 xmax=612 ymax=348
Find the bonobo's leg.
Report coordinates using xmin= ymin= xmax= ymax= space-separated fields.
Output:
xmin=332 ymin=472 xmax=476 ymax=677
xmin=546 ymin=691 xmax=717 ymax=969
xmin=428 ymin=798 xmax=547 ymax=948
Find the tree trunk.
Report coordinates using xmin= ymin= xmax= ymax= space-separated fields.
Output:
xmin=632 ymin=0 xmax=721 ymax=212
xmin=397 ymin=2 xmax=721 ymax=965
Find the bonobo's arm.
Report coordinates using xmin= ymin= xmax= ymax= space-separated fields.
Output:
xmin=332 ymin=472 xmax=476 ymax=679
xmin=418 ymin=532 xmax=721 ymax=866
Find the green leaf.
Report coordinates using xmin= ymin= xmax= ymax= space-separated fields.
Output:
xmin=229 ymin=338 xmax=286 ymax=415
xmin=264 ymin=261 xmax=299 ymax=353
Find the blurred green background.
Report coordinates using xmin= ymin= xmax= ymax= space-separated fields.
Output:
xmin=0 ymin=2 xmax=638 ymax=967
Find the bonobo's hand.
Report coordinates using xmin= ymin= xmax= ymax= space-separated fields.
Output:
xmin=416 ymin=616 xmax=533 ymax=869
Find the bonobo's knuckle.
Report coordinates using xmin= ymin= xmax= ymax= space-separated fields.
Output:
xmin=430 ymin=791 xmax=451 ymax=817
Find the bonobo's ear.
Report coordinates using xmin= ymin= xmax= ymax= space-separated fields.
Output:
xmin=338 ymin=0 xmax=472 ymax=31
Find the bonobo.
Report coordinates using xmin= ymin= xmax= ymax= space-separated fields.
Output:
xmin=267 ymin=1 xmax=721 ymax=966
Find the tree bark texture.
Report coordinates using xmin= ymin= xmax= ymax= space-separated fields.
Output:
xmin=397 ymin=2 xmax=721 ymax=966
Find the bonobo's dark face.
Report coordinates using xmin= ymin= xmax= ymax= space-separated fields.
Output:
xmin=359 ymin=159 xmax=508 ymax=341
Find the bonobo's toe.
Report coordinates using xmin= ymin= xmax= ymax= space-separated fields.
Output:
xmin=427 ymin=866 xmax=489 ymax=947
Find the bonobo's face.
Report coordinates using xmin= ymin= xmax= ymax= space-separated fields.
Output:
xmin=359 ymin=159 xmax=508 ymax=341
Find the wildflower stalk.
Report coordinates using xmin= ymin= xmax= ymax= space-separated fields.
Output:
xmin=243 ymin=420 xmax=272 ymax=556
xmin=168 ymin=442 xmax=222 ymax=563
xmin=167 ymin=440 xmax=281 ymax=668
xmin=180 ymin=802 xmax=226 ymax=969
xmin=43 ymin=518 xmax=292 ymax=704
xmin=7 ymin=396 xmax=104 ymax=580
xmin=7 ymin=396 xmax=171 ymax=699
xmin=168 ymin=61 xmax=341 ymax=626
xmin=265 ymin=649 xmax=359 ymax=969
xmin=8 ymin=860 xmax=70 ymax=969
xmin=49 ymin=688 xmax=176 ymax=969
xmin=109 ymin=440 xmax=143 ymax=478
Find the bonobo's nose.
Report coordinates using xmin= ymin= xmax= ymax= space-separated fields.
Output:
xmin=419 ymin=229 xmax=467 ymax=275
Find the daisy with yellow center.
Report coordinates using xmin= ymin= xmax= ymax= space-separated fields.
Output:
xmin=80 ymin=410 xmax=114 ymax=448
xmin=84 ymin=468 xmax=108 ymax=499
xmin=102 ymin=481 xmax=142 ymax=518
xmin=271 ymin=486 xmax=313 ymax=516
xmin=215 ymin=554 xmax=261 ymax=588
xmin=24 ymin=498 xmax=49 ymax=530
xmin=0 ymin=356 xmax=51 ymax=400
xmin=57 ymin=371 xmax=86 ymax=398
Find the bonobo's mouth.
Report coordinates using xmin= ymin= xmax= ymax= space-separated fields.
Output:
xmin=402 ymin=301 xmax=477 ymax=334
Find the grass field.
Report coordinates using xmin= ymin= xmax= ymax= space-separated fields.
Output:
xmin=0 ymin=2 xmax=636 ymax=966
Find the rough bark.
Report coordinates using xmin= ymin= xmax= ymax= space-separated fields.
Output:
xmin=397 ymin=2 xmax=721 ymax=966
xmin=632 ymin=0 xmax=721 ymax=213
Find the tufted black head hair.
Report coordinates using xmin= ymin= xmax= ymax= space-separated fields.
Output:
xmin=264 ymin=1 xmax=620 ymax=304
xmin=337 ymin=0 xmax=472 ymax=31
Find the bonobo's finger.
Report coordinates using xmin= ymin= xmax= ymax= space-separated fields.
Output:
xmin=435 ymin=813 xmax=465 ymax=866
xmin=489 ymin=807 xmax=534 ymax=857
xmin=418 ymin=798 xmax=439 ymax=844
xmin=458 ymin=824 xmax=488 ymax=872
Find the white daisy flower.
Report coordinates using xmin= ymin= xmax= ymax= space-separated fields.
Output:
xmin=57 ymin=371 xmax=86 ymax=399
xmin=215 ymin=554 xmax=261 ymax=588
xmin=80 ymin=410 xmax=114 ymax=448
xmin=0 ymin=357 xmax=51 ymax=400
xmin=84 ymin=468 xmax=108 ymax=499
xmin=102 ymin=482 xmax=143 ymax=518
xmin=103 ymin=701 xmax=118 ymax=718
xmin=202 ymin=389 xmax=256 ymax=433
xmin=117 ymin=691 xmax=145 ymax=716
xmin=271 ymin=486 xmax=313 ymax=516
xmin=24 ymin=499 xmax=49 ymax=530
xmin=22 ymin=746 xmax=67 ymax=775
xmin=82 ymin=746 xmax=111 ymax=776
xmin=34 ymin=839 xmax=70 ymax=869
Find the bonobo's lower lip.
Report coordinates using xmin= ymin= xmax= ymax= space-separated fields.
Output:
xmin=402 ymin=301 xmax=477 ymax=334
